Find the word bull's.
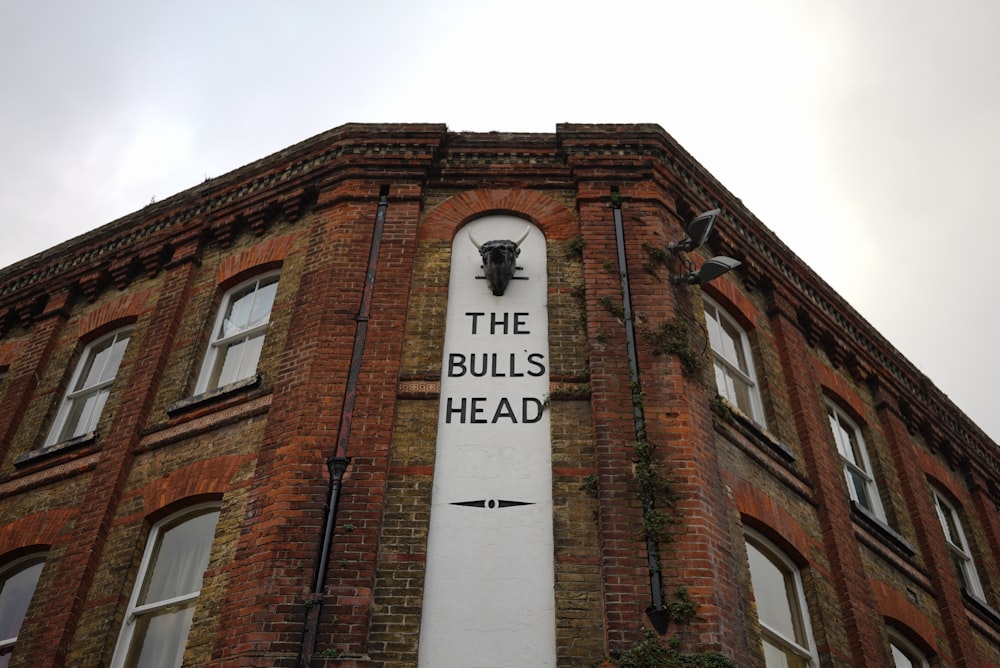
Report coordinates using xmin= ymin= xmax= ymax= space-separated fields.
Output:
xmin=468 ymin=227 xmax=530 ymax=296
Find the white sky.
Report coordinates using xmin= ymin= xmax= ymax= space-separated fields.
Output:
xmin=2 ymin=0 xmax=998 ymax=443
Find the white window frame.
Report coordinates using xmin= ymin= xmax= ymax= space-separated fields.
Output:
xmin=194 ymin=272 xmax=279 ymax=394
xmin=888 ymin=627 xmax=929 ymax=668
xmin=110 ymin=503 xmax=220 ymax=668
xmin=0 ymin=553 xmax=45 ymax=661
xmin=826 ymin=401 xmax=886 ymax=522
xmin=45 ymin=327 xmax=132 ymax=446
xmin=703 ymin=296 xmax=766 ymax=426
xmin=931 ymin=488 xmax=985 ymax=599
xmin=744 ymin=529 xmax=818 ymax=668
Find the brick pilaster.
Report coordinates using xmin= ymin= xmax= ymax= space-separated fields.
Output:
xmin=768 ymin=290 xmax=887 ymax=665
xmin=22 ymin=239 xmax=202 ymax=666
xmin=874 ymin=390 xmax=979 ymax=667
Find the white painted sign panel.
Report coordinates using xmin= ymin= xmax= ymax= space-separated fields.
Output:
xmin=418 ymin=216 xmax=556 ymax=667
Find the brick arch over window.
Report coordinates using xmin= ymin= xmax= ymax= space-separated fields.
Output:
xmin=215 ymin=232 xmax=301 ymax=288
xmin=419 ymin=189 xmax=578 ymax=241
xmin=702 ymin=279 xmax=758 ymax=331
xmin=0 ymin=340 xmax=24 ymax=370
xmin=811 ymin=359 xmax=868 ymax=423
xmin=727 ymin=474 xmax=817 ymax=564
xmin=119 ymin=455 xmax=253 ymax=523
xmin=869 ymin=580 xmax=938 ymax=657
xmin=0 ymin=508 xmax=75 ymax=555
xmin=76 ymin=288 xmax=154 ymax=340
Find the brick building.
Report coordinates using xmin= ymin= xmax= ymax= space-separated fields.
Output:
xmin=0 ymin=123 xmax=998 ymax=667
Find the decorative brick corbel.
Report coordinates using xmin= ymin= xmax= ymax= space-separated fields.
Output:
xmin=245 ymin=203 xmax=269 ymax=236
xmin=139 ymin=244 xmax=173 ymax=278
xmin=78 ymin=270 xmax=108 ymax=303
xmin=109 ymin=256 xmax=141 ymax=290
xmin=16 ymin=294 xmax=47 ymax=329
xmin=740 ymin=258 xmax=771 ymax=295
xmin=796 ymin=306 xmax=822 ymax=347
xmin=211 ymin=215 xmax=240 ymax=249
xmin=281 ymin=189 xmax=311 ymax=222
xmin=0 ymin=307 xmax=14 ymax=338
xmin=821 ymin=331 xmax=848 ymax=368
xmin=166 ymin=229 xmax=205 ymax=268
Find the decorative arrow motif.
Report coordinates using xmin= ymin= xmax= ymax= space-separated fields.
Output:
xmin=450 ymin=499 xmax=534 ymax=509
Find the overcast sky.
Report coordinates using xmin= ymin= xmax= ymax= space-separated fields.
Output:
xmin=2 ymin=1 xmax=998 ymax=443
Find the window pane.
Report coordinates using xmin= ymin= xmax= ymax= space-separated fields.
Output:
xmin=235 ymin=333 xmax=265 ymax=382
xmin=0 ymin=561 xmax=43 ymax=642
xmin=75 ymin=336 xmax=114 ymax=391
xmin=59 ymin=389 xmax=108 ymax=441
xmin=126 ymin=602 xmax=195 ymax=668
xmin=848 ymin=468 xmax=872 ymax=509
xmin=248 ymin=279 xmax=278 ymax=327
xmin=891 ymin=643 xmax=916 ymax=668
xmin=746 ymin=542 xmax=799 ymax=641
xmin=763 ymin=639 xmax=807 ymax=668
xmin=720 ymin=317 xmax=749 ymax=373
xmin=212 ymin=339 xmax=247 ymax=389
xmin=732 ymin=374 xmax=753 ymax=415
xmin=938 ymin=501 xmax=963 ymax=548
xmin=100 ymin=333 xmax=131 ymax=384
xmin=140 ymin=511 xmax=219 ymax=605
xmin=222 ymin=286 xmax=257 ymax=336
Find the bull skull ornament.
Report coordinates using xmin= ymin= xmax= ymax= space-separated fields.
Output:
xmin=468 ymin=226 xmax=531 ymax=296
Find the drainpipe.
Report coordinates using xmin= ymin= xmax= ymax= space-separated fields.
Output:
xmin=299 ymin=185 xmax=390 ymax=666
xmin=610 ymin=190 xmax=669 ymax=633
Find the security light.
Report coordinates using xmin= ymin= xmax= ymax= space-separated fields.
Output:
xmin=668 ymin=208 xmax=720 ymax=253
xmin=674 ymin=256 xmax=742 ymax=285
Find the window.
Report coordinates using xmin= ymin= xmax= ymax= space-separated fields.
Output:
xmin=195 ymin=273 xmax=279 ymax=394
xmin=744 ymin=531 xmax=817 ymax=668
xmin=45 ymin=328 xmax=132 ymax=445
xmin=931 ymin=488 xmax=984 ymax=599
xmin=704 ymin=296 xmax=766 ymax=425
xmin=111 ymin=505 xmax=220 ymax=668
xmin=888 ymin=628 xmax=929 ymax=668
xmin=826 ymin=402 xmax=885 ymax=521
xmin=0 ymin=554 xmax=45 ymax=667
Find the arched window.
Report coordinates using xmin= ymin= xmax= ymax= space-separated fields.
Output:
xmin=45 ymin=327 xmax=132 ymax=445
xmin=703 ymin=296 xmax=766 ymax=425
xmin=931 ymin=487 xmax=985 ymax=600
xmin=826 ymin=401 xmax=885 ymax=521
xmin=195 ymin=273 xmax=279 ymax=394
xmin=744 ymin=530 xmax=818 ymax=667
xmin=888 ymin=627 xmax=929 ymax=668
xmin=0 ymin=554 xmax=45 ymax=667
xmin=111 ymin=504 xmax=220 ymax=668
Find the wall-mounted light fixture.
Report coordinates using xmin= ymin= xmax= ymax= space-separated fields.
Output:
xmin=668 ymin=208 xmax=720 ymax=253
xmin=669 ymin=208 xmax=741 ymax=286
xmin=674 ymin=256 xmax=742 ymax=285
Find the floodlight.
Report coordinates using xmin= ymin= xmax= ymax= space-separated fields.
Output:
xmin=674 ymin=256 xmax=741 ymax=285
xmin=668 ymin=209 xmax=721 ymax=253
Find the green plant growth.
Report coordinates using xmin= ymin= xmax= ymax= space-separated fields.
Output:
xmin=610 ymin=631 xmax=737 ymax=668
xmin=565 ymin=235 xmax=585 ymax=260
xmin=641 ymin=242 xmax=671 ymax=277
xmin=580 ymin=474 xmax=599 ymax=496
xmin=599 ymin=295 xmax=625 ymax=321
xmin=642 ymin=318 xmax=704 ymax=377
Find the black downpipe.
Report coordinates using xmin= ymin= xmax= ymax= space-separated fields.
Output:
xmin=611 ymin=192 xmax=669 ymax=633
xmin=299 ymin=186 xmax=390 ymax=666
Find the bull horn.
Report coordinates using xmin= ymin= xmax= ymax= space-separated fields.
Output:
xmin=514 ymin=226 xmax=531 ymax=247
xmin=467 ymin=230 xmax=482 ymax=250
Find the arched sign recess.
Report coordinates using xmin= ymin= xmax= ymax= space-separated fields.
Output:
xmin=418 ymin=215 xmax=556 ymax=667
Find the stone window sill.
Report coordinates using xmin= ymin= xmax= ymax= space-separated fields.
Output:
xmin=964 ymin=589 xmax=1000 ymax=632
xmin=850 ymin=500 xmax=916 ymax=558
xmin=166 ymin=374 xmax=262 ymax=416
xmin=14 ymin=431 xmax=98 ymax=468
xmin=711 ymin=396 xmax=795 ymax=463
